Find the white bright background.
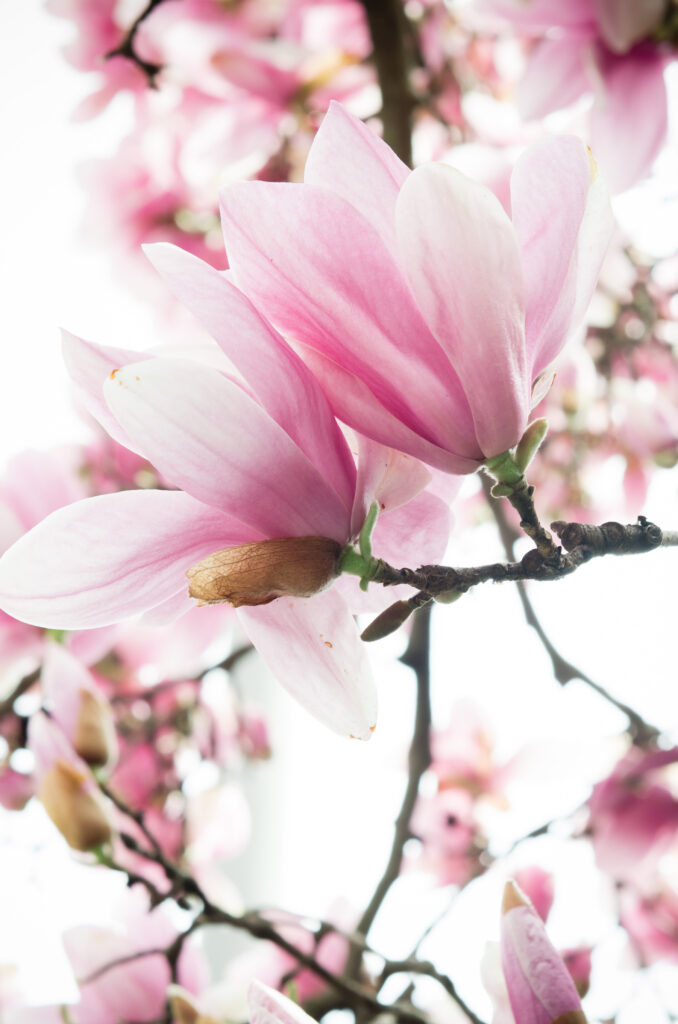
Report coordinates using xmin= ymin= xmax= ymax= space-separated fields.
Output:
xmin=1 ymin=3 xmax=678 ymax=1023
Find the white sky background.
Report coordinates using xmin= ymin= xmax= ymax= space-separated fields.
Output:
xmin=1 ymin=2 xmax=678 ymax=1022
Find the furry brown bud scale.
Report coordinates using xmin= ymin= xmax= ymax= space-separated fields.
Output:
xmin=38 ymin=760 xmax=112 ymax=851
xmin=186 ymin=536 xmax=343 ymax=607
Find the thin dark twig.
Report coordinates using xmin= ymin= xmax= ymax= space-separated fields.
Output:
xmin=114 ymin=825 xmax=427 ymax=1024
xmin=345 ymin=604 xmax=432 ymax=979
xmin=480 ymin=474 xmax=660 ymax=746
xmin=0 ymin=667 xmax=39 ymax=719
xmin=380 ymin=958 xmax=487 ymax=1024
xmin=110 ymin=644 xmax=253 ymax=703
xmin=105 ymin=0 xmax=175 ymax=84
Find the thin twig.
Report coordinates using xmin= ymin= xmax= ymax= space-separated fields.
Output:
xmin=114 ymin=824 xmax=427 ymax=1024
xmin=0 ymin=667 xmax=40 ymax=719
xmin=480 ymin=475 xmax=660 ymax=746
xmin=105 ymin=0 xmax=175 ymax=84
xmin=345 ymin=604 xmax=432 ymax=981
xmin=380 ymin=958 xmax=487 ymax=1024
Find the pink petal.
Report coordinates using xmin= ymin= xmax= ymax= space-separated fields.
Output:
xmin=594 ymin=0 xmax=665 ymax=53
xmin=502 ymin=884 xmax=584 ymax=1024
xmin=144 ymin=243 xmax=356 ymax=513
xmin=350 ymin=433 xmax=433 ymax=536
xmin=396 ymin=163 xmax=528 ymax=457
xmin=590 ymin=48 xmax=669 ymax=193
xmin=61 ymin=330 xmax=151 ymax=454
xmin=298 ymin=346 xmax=482 ymax=474
xmin=238 ymin=588 xmax=377 ymax=739
xmin=220 ymin=181 xmax=479 ymax=459
xmin=249 ymin=981 xmax=318 ymax=1024
xmin=304 ymin=101 xmax=410 ymax=254
xmin=0 ymin=490 xmax=260 ymax=629
xmin=511 ymin=136 xmax=600 ymax=375
xmin=104 ymin=358 xmax=351 ymax=541
xmin=516 ymin=38 xmax=590 ymax=120
xmin=372 ymin=490 xmax=451 ymax=569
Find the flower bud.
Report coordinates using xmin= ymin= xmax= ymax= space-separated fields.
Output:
xmin=501 ymin=881 xmax=587 ymax=1024
xmin=29 ymin=712 xmax=113 ymax=852
xmin=42 ymin=643 xmax=117 ymax=768
xmin=38 ymin=759 xmax=113 ymax=852
xmin=187 ymin=536 xmax=342 ymax=607
xmin=168 ymin=987 xmax=215 ymax=1024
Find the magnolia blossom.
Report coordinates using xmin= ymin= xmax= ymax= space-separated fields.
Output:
xmin=218 ymin=103 xmax=613 ymax=474
xmin=479 ymin=0 xmax=672 ymax=193
xmin=0 ymin=267 xmax=449 ymax=738
xmin=588 ymin=745 xmax=678 ymax=883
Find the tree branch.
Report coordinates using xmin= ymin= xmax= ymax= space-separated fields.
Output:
xmin=359 ymin=0 xmax=415 ymax=166
xmin=105 ymin=0 xmax=175 ymax=85
xmin=345 ymin=605 xmax=432 ymax=976
xmin=480 ymin=475 xmax=661 ymax=746
xmin=0 ymin=667 xmax=40 ymax=719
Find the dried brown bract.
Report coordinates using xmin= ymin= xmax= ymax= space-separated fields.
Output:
xmin=186 ymin=536 xmax=343 ymax=608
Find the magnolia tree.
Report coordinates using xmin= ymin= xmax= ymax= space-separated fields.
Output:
xmin=2 ymin=1 xmax=678 ymax=1022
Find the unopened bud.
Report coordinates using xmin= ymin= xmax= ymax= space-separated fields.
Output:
xmin=187 ymin=537 xmax=342 ymax=608
xmin=361 ymin=600 xmax=414 ymax=642
xmin=168 ymin=986 xmax=217 ymax=1024
xmin=38 ymin=760 xmax=113 ymax=851
xmin=515 ymin=418 xmax=548 ymax=472
xmin=73 ymin=689 xmax=117 ymax=767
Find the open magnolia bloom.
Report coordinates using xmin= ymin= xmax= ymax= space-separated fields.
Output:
xmin=216 ymin=102 xmax=613 ymax=474
xmin=0 ymin=274 xmax=450 ymax=739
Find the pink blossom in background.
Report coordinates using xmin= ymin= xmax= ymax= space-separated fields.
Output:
xmin=411 ymin=786 xmax=483 ymax=886
xmin=478 ymin=0 xmax=673 ymax=193
xmin=7 ymin=886 xmax=208 ymax=1024
xmin=219 ymin=103 xmax=613 ymax=474
xmin=620 ymin=881 xmax=678 ymax=965
xmin=511 ymin=866 xmax=555 ymax=923
xmin=45 ymin=0 xmax=149 ymax=119
xmin=589 ymin=745 xmax=678 ymax=883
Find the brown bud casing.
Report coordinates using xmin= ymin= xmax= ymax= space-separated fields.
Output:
xmin=550 ymin=1014 xmax=588 ymax=1024
xmin=74 ymin=689 xmax=117 ymax=767
xmin=38 ymin=760 xmax=112 ymax=851
xmin=186 ymin=536 xmax=342 ymax=607
xmin=168 ymin=988 xmax=218 ymax=1024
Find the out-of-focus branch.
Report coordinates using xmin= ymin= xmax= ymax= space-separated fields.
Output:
xmin=359 ymin=0 xmax=415 ymax=166
xmin=480 ymin=474 xmax=661 ymax=746
xmin=0 ymin=666 xmax=39 ymax=719
xmin=105 ymin=0 xmax=174 ymax=84
xmin=350 ymin=604 xmax=432 ymax=954
xmin=110 ymin=822 xmax=426 ymax=1024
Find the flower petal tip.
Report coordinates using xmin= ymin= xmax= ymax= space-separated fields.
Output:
xmin=502 ymin=879 xmax=530 ymax=915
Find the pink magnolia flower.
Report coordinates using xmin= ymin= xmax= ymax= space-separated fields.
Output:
xmin=218 ymin=103 xmax=613 ymax=474
xmin=479 ymin=0 xmax=672 ymax=193
xmin=588 ymin=745 xmax=678 ymax=884
xmin=501 ymin=881 xmax=587 ymax=1024
xmin=0 ymin=269 xmax=449 ymax=738
xmin=620 ymin=881 xmax=678 ymax=965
